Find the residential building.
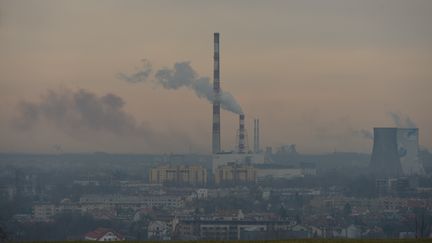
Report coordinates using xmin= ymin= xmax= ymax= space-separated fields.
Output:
xmin=80 ymin=194 xmax=184 ymax=209
xmin=149 ymin=165 xmax=207 ymax=186
xmin=148 ymin=220 xmax=172 ymax=240
xmin=84 ymin=228 xmax=124 ymax=241
xmin=214 ymin=163 xmax=256 ymax=185
xmin=174 ymin=218 xmax=294 ymax=240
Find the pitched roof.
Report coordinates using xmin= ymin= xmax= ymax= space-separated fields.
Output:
xmin=84 ymin=227 xmax=124 ymax=240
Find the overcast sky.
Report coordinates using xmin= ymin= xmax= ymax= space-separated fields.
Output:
xmin=1 ymin=0 xmax=431 ymax=154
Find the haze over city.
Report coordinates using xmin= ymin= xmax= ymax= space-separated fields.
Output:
xmin=1 ymin=0 xmax=431 ymax=154
xmin=3 ymin=1 xmax=432 ymax=242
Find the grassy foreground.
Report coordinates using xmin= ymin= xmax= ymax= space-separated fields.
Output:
xmin=21 ymin=240 xmax=432 ymax=243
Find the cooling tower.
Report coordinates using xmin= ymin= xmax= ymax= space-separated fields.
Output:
xmin=369 ymin=128 xmax=403 ymax=178
xmin=397 ymin=128 xmax=425 ymax=175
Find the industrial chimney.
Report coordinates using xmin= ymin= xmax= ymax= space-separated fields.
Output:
xmin=253 ymin=118 xmax=260 ymax=153
xmin=237 ymin=113 xmax=247 ymax=153
xmin=212 ymin=32 xmax=221 ymax=154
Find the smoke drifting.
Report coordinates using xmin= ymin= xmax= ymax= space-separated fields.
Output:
xmin=354 ymin=112 xmax=417 ymax=141
xmin=14 ymin=88 xmax=154 ymax=139
xmin=388 ymin=112 xmax=417 ymax=128
xmin=116 ymin=59 xmax=152 ymax=83
xmin=354 ymin=129 xmax=374 ymax=140
xmin=11 ymin=88 xmax=204 ymax=152
xmin=117 ymin=60 xmax=243 ymax=114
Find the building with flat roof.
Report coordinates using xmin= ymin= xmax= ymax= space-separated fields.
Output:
xmin=214 ymin=163 xmax=256 ymax=185
xmin=149 ymin=165 xmax=207 ymax=186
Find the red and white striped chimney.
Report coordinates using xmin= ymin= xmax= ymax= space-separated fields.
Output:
xmin=212 ymin=32 xmax=221 ymax=154
xmin=238 ymin=113 xmax=246 ymax=153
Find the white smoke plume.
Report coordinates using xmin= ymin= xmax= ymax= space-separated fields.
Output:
xmin=117 ymin=60 xmax=243 ymax=114
xmin=388 ymin=112 xmax=417 ymax=128
xmin=116 ymin=59 xmax=152 ymax=83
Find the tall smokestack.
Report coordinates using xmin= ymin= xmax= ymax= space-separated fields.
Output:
xmin=257 ymin=119 xmax=260 ymax=153
xmin=254 ymin=118 xmax=260 ymax=153
xmin=212 ymin=32 xmax=221 ymax=154
xmin=238 ymin=113 xmax=246 ymax=153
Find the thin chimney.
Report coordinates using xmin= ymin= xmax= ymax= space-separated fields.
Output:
xmin=212 ymin=32 xmax=221 ymax=154
xmin=238 ymin=113 xmax=246 ymax=153
xmin=254 ymin=118 xmax=260 ymax=153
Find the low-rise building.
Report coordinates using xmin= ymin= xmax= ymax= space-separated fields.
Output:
xmin=148 ymin=220 xmax=172 ymax=240
xmin=175 ymin=218 xmax=294 ymax=240
xmin=256 ymin=168 xmax=303 ymax=181
xmin=80 ymin=194 xmax=184 ymax=210
xmin=33 ymin=201 xmax=80 ymax=222
xmin=84 ymin=228 xmax=124 ymax=241
xmin=33 ymin=203 xmax=58 ymax=221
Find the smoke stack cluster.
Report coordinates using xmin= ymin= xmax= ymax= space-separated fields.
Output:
xmin=212 ymin=32 xmax=221 ymax=154
xmin=253 ymin=118 xmax=260 ymax=153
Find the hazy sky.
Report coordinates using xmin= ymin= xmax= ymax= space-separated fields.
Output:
xmin=1 ymin=0 xmax=431 ymax=154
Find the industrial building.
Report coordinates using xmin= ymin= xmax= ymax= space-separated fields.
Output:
xmin=211 ymin=113 xmax=265 ymax=172
xmin=212 ymin=152 xmax=265 ymax=172
xmin=149 ymin=165 xmax=207 ymax=186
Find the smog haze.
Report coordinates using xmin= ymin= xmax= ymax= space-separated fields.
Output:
xmin=1 ymin=0 xmax=432 ymax=154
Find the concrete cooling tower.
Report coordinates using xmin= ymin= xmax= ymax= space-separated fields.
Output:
xmin=370 ymin=127 xmax=424 ymax=178
xmin=397 ymin=128 xmax=425 ymax=175
xmin=370 ymin=128 xmax=403 ymax=178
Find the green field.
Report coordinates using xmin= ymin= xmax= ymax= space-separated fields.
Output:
xmin=21 ymin=240 xmax=432 ymax=243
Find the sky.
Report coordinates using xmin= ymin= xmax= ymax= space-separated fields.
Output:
xmin=0 ymin=0 xmax=431 ymax=154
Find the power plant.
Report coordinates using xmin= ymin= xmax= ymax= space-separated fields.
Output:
xmin=369 ymin=127 xmax=424 ymax=178
xmin=210 ymin=33 xmax=265 ymax=172
xmin=209 ymin=33 xmax=427 ymax=179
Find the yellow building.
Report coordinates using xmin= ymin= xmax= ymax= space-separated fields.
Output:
xmin=214 ymin=163 xmax=256 ymax=185
xmin=149 ymin=165 xmax=207 ymax=186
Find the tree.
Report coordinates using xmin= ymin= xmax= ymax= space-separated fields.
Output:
xmin=0 ymin=226 xmax=7 ymax=242
xmin=278 ymin=206 xmax=288 ymax=219
xmin=343 ymin=203 xmax=352 ymax=217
